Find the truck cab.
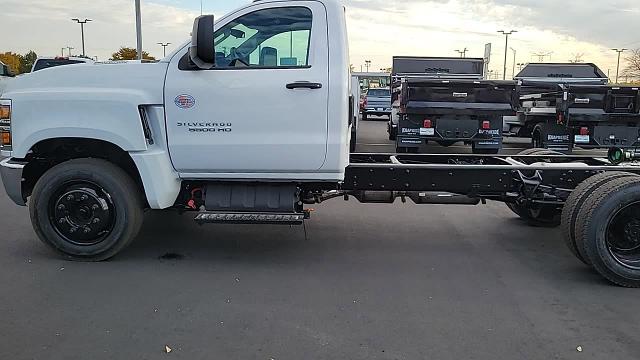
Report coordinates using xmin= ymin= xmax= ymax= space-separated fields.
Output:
xmin=0 ymin=0 xmax=350 ymax=260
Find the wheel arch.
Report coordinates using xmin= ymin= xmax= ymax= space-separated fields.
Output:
xmin=21 ymin=137 xmax=148 ymax=207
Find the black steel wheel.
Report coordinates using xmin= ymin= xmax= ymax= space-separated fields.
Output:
xmin=49 ymin=181 xmax=116 ymax=246
xmin=576 ymin=176 xmax=640 ymax=287
xmin=561 ymin=172 xmax=638 ymax=266
xmin=30 ymin=158 xmax=144 ymax=261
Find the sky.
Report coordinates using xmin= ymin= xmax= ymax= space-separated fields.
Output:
xmin=1 ymin=0 xmax=639 ymax=79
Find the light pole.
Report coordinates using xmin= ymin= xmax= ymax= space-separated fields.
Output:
xmin=612 ymin=48 xmax=627 ymax=84
xmin=135 ymin=0 xmax=143 ymax=60
xmin=455 ymin=48 xmax=468 ymax=58
xmin=66 ymin=46 xmax=74 ymax=57
xmin=510 ymin=47 xmax=517 ymax=79
xmin=365 ymin=60 xmax=371 ymax=72
xmin=498 ymin=30 xmax=517 ymax=80
xmin=71 ymin=18 xmax=92 ymax=57
xmin=157 ymin=42 xmax=171 ymax=57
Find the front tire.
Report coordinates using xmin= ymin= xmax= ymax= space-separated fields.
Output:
xmin=29 ymin=158 xmax=144 ymax=261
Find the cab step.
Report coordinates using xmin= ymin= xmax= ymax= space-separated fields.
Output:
xmin=194 ymin=212 xmax=306 ymax=225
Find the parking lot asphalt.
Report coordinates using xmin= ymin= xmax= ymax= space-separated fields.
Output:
xmin=1 ymin=121 xmax=637 ymax=360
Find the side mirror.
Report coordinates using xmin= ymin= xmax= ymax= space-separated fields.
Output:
xmin=189 ymin=15 xmax=215 ymax=69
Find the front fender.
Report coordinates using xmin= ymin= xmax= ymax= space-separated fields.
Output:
xmin=9 ymin=88 xmax=152 ymax=158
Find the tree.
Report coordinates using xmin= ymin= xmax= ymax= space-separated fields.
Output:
xmin=624 ymin=49 xmax=640 ymax=79
xmin=110 ymin=47 xmax=156 ymax=61
xmin=20 ymin=51 xmax=38 ymax=73
xmin=0 ymin=52 xmax=22 ymax=75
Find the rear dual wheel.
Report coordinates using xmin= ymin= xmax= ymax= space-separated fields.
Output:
xmin=570 ymin=176 xmax=640 ymax=287
xmin=561 ymin=172 xmax=639 ymax=265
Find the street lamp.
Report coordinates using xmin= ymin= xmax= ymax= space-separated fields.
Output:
xmin=612 ymin=48 xmax=628 ymax=84
xmin=365 ymin=60 xmax=371 ymax=72
xmin=135 ymin=0 xmax=143 ymax=60
xmin=157 ymin=42 xmax=171 ymax=57
xmin=455 ymin=48 xmax=468 ymax=58
xmin=71 ymin=18 xmax=92 ymax=57
xmin=498 ymin=30 xmax=517 ymax=80
xmin=510 ymin=47 xmax=517 ymax=79
xmin=66 ymin=46 xmax=74 ymax=57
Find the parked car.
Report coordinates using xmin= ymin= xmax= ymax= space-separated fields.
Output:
xmin=0 ymin=61 xmax=14 ymax=95
xmin=361 ymin=87 xmax=391 ymax=120
xmin=31 ymin=56 xmax=94 ymax=72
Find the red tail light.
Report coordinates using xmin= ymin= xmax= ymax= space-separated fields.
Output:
xmin=580 ymin=127 xmax=589 ymax=136
xmin=482 ymin=121 xmax=491 ymax=130
xmin=423 ymin=119 xmax=432 ymax=128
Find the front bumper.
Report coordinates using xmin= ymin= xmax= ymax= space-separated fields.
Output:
xmin=0 ymin=158 xmax=26 ymax=206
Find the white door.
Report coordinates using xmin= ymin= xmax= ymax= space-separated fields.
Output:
xmin=164 ymin=2 xmax=329 ymax=174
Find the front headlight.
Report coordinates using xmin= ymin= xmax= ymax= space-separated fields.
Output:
xmin=0 ymin=99 xmax=12 ymax=150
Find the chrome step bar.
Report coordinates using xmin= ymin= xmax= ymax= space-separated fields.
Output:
xmin=194 ymin=212 xmax=305 ymax=225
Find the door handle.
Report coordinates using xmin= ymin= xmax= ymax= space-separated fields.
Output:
xmin=286 ymin=81 xmax=323 ymax=90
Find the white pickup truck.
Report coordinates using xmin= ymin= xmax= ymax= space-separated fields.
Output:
xmin=0 ymin=61 xmax=14 ymax=95
xmin=1 ymin=0 xmax=640 ymax=287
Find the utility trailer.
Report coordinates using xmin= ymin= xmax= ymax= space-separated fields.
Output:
xmin=513 ymin=63 xmax=640 ymax=152
xmin=389 ymin=56 xmax=518 ymax=154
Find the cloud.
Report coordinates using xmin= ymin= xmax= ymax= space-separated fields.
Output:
xmin=0 ymin=0 xmax=198 ymax=59
xmin=0 ymin=0 xmax=637 ymax=77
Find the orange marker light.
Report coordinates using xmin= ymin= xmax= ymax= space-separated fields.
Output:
xmin=0 ymin=105 xmax=10 ymax=119
xmin=1 ymin=131 xmax=11 ymax=146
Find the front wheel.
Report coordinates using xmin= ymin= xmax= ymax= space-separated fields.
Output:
xmin=29 ymin=158 xmax=144 ymax=261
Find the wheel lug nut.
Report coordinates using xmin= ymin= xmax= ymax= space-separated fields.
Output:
xmin=92 ymin=205 xmax=100 ymax=210
xmin=69 ymin=227 xmax=77 ymax=233
xmin=58 ymin=218 xmax=65 ymax=224
xmin=83 ymin=227 xmax=91 ymax=233
xmin=66 ymin=195 xmax=74 ymax=201
xmin=57 ymin=204 xmax=65 ymax=210
xmin=92 ymin=218 xmax=100 ymax=224
xmin=80 ymin=195 xmax=88 ymax=201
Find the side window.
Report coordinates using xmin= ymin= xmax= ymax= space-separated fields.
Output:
xmin=214 ymin=7 xmax=312 ymax=68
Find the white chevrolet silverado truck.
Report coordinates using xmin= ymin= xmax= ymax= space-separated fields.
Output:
xmin=2 ymin=0 xmax=640 ymax=287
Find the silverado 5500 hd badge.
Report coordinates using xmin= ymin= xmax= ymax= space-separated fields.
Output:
xmin=177 ymin=122 xmax=232 ymax=133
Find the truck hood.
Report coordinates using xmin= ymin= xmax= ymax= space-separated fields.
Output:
xmin=2 ymin=61 xmax=169 ymax=103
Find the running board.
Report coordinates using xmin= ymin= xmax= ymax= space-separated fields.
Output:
xmin=194 ymin=212 xmax=306 ymax=225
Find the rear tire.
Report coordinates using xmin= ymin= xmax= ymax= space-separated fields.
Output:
xmin=437 ymin=141 xmax=457 ymax=147
xmin=575 ymin=177 xmax=640 ymax=287
xmin=532 ymin=125 xmax=544 ymax=149
xmin=350 ymin=129 xmax=357 ymax=152
xmin=388 ymin=125 xmax=397 ymax=141
xmin=472 ymin=145 xmax=500 ymax=155
xmin=29 ymin=158 xmax=144 ymax=261
xmin=561 ymin=172 xmax=638 ymax=265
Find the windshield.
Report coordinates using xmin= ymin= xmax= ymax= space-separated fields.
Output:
xmin=32 ymin=59 xmax=86 ymax=72
xmin=367 ymin=89 xmax=390 ymax=97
